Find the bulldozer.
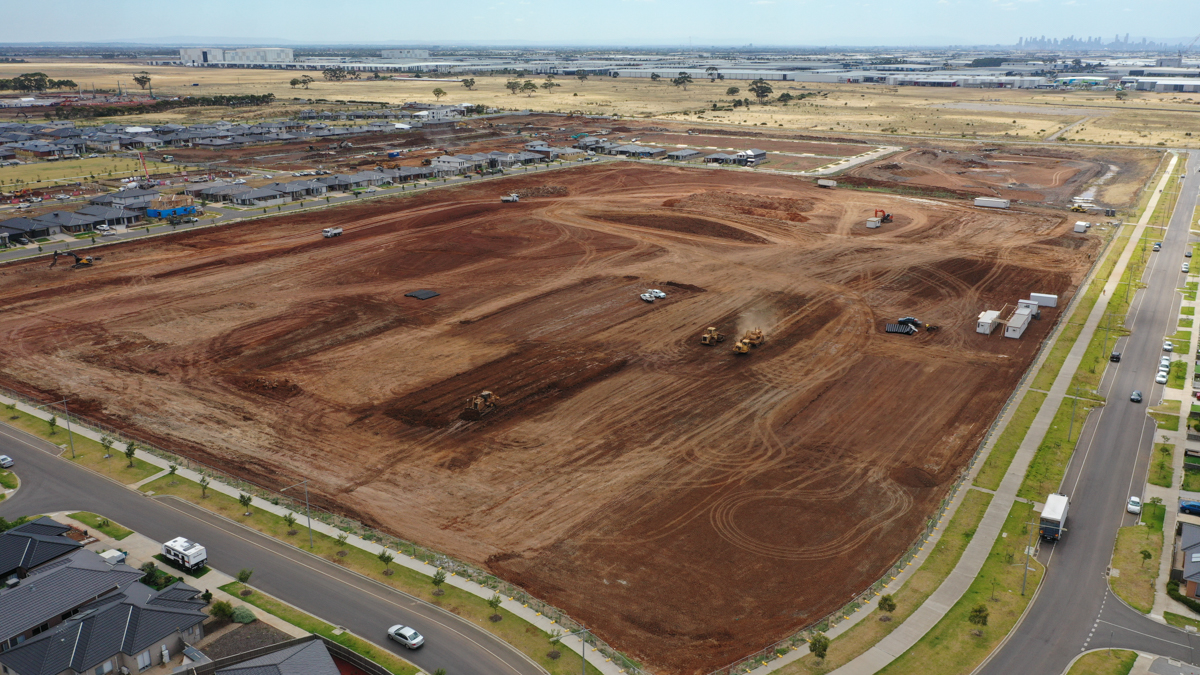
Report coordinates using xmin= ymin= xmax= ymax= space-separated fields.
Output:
xmin=731 ymin=339 xmax=751 ymax=355
xmin=461 ymin=390 xmax=501 ymax=421
xmin=741 ymin=328 xmax=765 ymax=348
xmin=50 ymin=250 xmax=97 ymax=269
xmin=700 ymin=327 xmax=725 ymax=346
xmin=1070 ymin=205 xmax=1088 ymax=213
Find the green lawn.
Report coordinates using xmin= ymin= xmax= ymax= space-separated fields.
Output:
xmin=220 ymin=582 xmax=420 ymax=675
xmin=1064 ymin=650 xmax=1137 ymax=675
xmin=1110 ymin=520 xmax=1163 ymax=613
xmin=775 ymin=489 xmax=993 ymax=675
xmin=0 ymin=469 xmax=16 ymax=490
xmin=1017 ymin=397 xmax=1100 ymax=501
xmin=0 ymin=406 xmax=159 ymax=483
xmin=1149 ymin=444 xmax=1175 ymax=488
xmin=144 ymin=475 xmax=607 ymax=675
xmin=1166 ymin=611 xmax=1200 ymax=631
xmin=1184 ymin=467 xmax=1200 ymax=492
xmin=1184 ymin=306 xmax=1196 ymax=316
xmin=68 ymin=512 xmax=133 ymax=540
xmin=1151 ymin=412 xmax=1181 ymax=432
xmin=1170 ymin=361 xmax=1188 ymax=389
xmin=876 ymin=502 xmax=1044 ymax=675
xmin=1182 ymin=318 xmax=1195 ymax=329
xmin=974 ymin=392 xmax=1047 ymax=491
xmin=1144 ymin=502 xmax=1166 ymax=533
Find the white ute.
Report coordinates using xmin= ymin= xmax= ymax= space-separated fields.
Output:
xmin=501 ymin=194 xmax=520 ymax=203
xmin=322 ymin=227 xmax=343 ymax=238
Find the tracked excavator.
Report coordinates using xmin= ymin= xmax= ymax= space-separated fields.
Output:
xmin=50 ymin=250 xmax=98 ymax=269
xmin=461 ymin=390 xmax=501 ymax=421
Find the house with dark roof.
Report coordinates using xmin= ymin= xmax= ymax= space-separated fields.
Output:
xmin=180 ymin=636 xmax=397 ymax=675
xmin=0 ymin=578 xmax=205 ymax=675
xmin=232 ymin=189 xmax=287 ymax=207
xmin=0 ymin=549 xmax=144 ymax=652
xmin=666 ymin=149 xmax=702 ymax=161
xmin=33 ymin=211 xmax=101 ymax=234
xmin=1173 ymin=519 xmax=1200 ymax=598
xmin=0 ymin=217 xmax=59 ymax=239
xmin=75 ymin=206 xmax=140 ymax=228
xmin=0 ymin=518 xmax=83 ymax=584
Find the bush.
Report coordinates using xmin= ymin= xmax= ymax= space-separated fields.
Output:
xmin=201 ymin=590 xmax=212 ymax=604
xmin=809 ymin=633 xmax=830 ymax=660
xmin=1167 ymin=580 xmax=1200 ymax=613
xmin=209 ymin=600 xmax=234 ymax=621
xmin=231 ymin=606 xmax=256 ymax=624
xmin=236 ymin=568 xmax=253 ymax=583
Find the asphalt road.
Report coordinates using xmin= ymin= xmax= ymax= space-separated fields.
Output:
xmin=980 ymin=153 xmax=1200 ymax=674
xmin=0 ymin=424 xmax=546 ymax=675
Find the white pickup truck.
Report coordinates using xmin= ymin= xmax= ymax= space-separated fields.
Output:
xmin=501 ymin=194 xmax=520 ymax=203
xmin=322 ymin=227 xmax=343 ymax=238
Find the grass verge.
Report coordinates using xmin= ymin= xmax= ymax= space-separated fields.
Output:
xmin=973 ymin=392 xmax=1047 ymax=491
xmin=1151 ymin=412 xmax=1181 ymax=431
xmin=1144 ymin=502 xmax=1166 ymax=532
xmin=220 ymin=582 xmax=419 ymax=675
xmin=775 ymin=489 xmax=994 ymax=675
xmin=1109 ymin=520 xmax=1163 ymax=614
xmin=0 ymin=405 xmax=160 ymax=484
xmin=144 ymin=476 xmax=603 ymax=675
xmin=1170 ymin=361 xmax=1188 ymax=389
xmin=875 ymin=502 xmax=1045 ymax=675
xmin=1166 ymin=612 xmax=1200 ymax=631
xmin=1185 ymin=467 xmax=1200 ymax=492
xmin=1064 ymin=650 xmax=1137 ymax=675
xmin=0 ymin=469 xmax=16 ymax=490
xmin=1017 ymin=396 xmax=1101 ymax=501
xmin=68 ymin=511 xmax=133 ymax=540
xmin=1149 ymin=444 xmax=1175 ymax=488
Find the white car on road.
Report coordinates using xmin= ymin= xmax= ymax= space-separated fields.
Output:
xmin=0 ymin=454 xmax=12 ymax=468
xmin=1156 ymin=371 xmax=1169 ymax=384
xmin=1127 ymin=496 xmax=1142 ymax=515
xmin=387 ymin=625 xmax=424 ymax=649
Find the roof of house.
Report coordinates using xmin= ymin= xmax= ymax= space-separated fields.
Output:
xmin=667 ymin=148 xmax=701 ymax=157
xmin=0 ymin=217 xmax=45 ymax=233
xmin=0 ymin=580 xmax=205 ymax=675
xmin=0 ymin=549 xmax=144 ymax=644
xmin=1182 ymin=522 xmax=1200 ymax=582
xmin=0 ymin=517 xmax=82 ymax=579
xmin=34 ymin=211 xmax=101 ymax=228
xmin=215 ymin=639 xmax=339 ymax=675
xmin=236 ymin=188 xmax=285 ymax=200
xmin=76 ymin=205 xmax=139 ymax=220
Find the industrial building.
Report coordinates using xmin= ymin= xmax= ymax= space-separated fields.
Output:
xmin=179 ymin=48 xmax=294 ymax=66
xmin=382 ymin=49 xmax=430 ymax=59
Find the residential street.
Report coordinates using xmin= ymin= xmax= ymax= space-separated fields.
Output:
xmin=980 ymin=154 xmax=1200 ymax=673
xmin=0 ymin=422 xmax=546 ymax=675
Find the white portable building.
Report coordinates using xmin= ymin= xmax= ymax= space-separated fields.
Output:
xmin=1073 ymin=221 xmax=1088 ymax=233
xmin=1030 ymin=293 xmax=1058 ymax=307
xmin=1005 ymin=306 xmax=1033 ymax=339
xmin=974 ymin=197 xmax=1010 ymax=209
xmin=977 ymin=310 xmax=1001 ymax=334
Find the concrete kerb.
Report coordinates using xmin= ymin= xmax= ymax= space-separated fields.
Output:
xmin=829 ymin=153 xmax=1181 ymax=675
xmin=0 ymin=394 xmax=621 ymax=675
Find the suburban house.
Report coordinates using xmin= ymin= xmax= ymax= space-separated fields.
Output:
xmin=0 ymin=577 xmax=206 ymax=675
xmin=33 ymin=212 xmax=100 ymax=234
xmin=0 ymin=518 xmax=84 ymax=584
xmin=232 ymin=188 xmax=288 ymax=207
xmin=179 ymin=635 xmax=396 ymax=675
xmin=76 ymin=206 xmax=140 ymax=228
xmin=430 ymin=156 xmax=472 ymax=174
xmin=1174 ymin=518 xmax=1200 ymax=598
xmin=612 ymin=144 xmax=666 ymax=158
xmin=667 ymin=148 xmax=702 ymax=161
xmin=0 ymin=217 xmax=59 ymax=239
xmin=90 ymin=189 xmax=160 ymax=212
xmin=0 ymin=549 xmax=144 ymax=652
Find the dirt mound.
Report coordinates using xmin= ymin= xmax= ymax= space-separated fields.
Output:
xmin=688 ymin=128 xmax=764 ymax=137
xmin=232 ymin=375 xmax=304 ymax=400
xmin=878 ymin=163 xmax=904 ymax=171
xmin=515 ymin=185 xmax=570 ymax=198
xmin=674 ymin=190 xmax=814 ymax=223
xmin=594 ymin=212 xmax=769 ymax=243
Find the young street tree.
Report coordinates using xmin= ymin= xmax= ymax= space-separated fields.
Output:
xmin=671 ymin=72 xmax=693 ymax=90
xmin=377 ymin=549 xmax=395 ymax=573
xmin=431 ymin=88 xmax=446 ymax=101
xmin=132 ymin=73 xmax=152 ymax=90
xmin=238 ymin=493 xmax=253 ymax=514
xmin=432 ymin=568 xmax=447 ymax=595
xmin=809 ymin=633 xmax=830 ymax=660
xmin=461 ymin=78 xmax=475 ymax=90
xmin=199 ymin=476 xmax=210 ymax=498
xmin=1140 ymin=549 xmax=1153 ymax=567
xmin=487 ymin=594 xmax=503 ymax=620
xmin=123 ymin=443 xmax=136 ymax=467
xmin=968 ymin=604 xmax=989 ymax=626
xmin=878 ymin=594 xmax=897 ymax=613
xmin=748 ymin=78 xmax=774 ymax=103
xmin=48 ymin=416 xmax=57 ymax=435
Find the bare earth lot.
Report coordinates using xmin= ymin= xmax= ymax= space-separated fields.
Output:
xmin=0 ymin=163 xmax=1098 ymax=673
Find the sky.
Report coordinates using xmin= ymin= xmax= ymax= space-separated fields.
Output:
xmin=1 ymin=0 xmax=1197 ymax=47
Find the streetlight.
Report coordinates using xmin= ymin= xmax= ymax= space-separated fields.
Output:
xmin=551 ymin=626 xmax=591 ymax=675
xmin=39 ymin=397 xmax=76 ymax=459
xmin=281 ymin=479 xmax=313 ymax=549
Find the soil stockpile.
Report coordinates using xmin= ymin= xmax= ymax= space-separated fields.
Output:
xmin=0 ymin=163 xmax=1099 ymax=673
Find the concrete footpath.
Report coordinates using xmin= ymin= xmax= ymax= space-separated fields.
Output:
xmin=0 ymin=394 xmax=624 ymax=675
xmin=827 ymin=153 xmax=1181 ymax=675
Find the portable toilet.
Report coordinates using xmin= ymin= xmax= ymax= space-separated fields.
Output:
xmin=977 ymin=310 xmax=1001 ymax=334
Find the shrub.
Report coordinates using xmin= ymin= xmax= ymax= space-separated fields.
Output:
xmin=809 ymin=632 xmax=830 ymax=660
xmin=209 ymin=600 xmax=234 ymax=621
xmin=231 ymin=605 xmax=256 ymax=623
xmin=879 ymin=594 xmax=897 ymax=613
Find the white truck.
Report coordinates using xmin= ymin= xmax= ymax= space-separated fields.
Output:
xmin=816 ymin=179 xmax=837 ymax=188
xmin=1039 ymin=493 xmax=1069 ymax=541
xmin=322 ymin=227 xmax=343 ymax=238
xmin=162 ymin=537 xmax=208 ymax=571
xmin=501 ymin=194 xmax=520 ymax=203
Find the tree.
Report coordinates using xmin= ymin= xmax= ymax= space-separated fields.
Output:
xmin=1072 ymin=58 xmax=1083 ymax=67
xmin=748 ymin=79 xmax=774 ymax=103
xmin=540 ymin=80 xmax=559 ymax=94
xmin=168 ymin=464 xmax=177 ymax=475
xmin=706 ymin=66 xmax=718 ymax=82
xmin=100 ymin=435 xmax=113 ymax=457
xmin=778 ymin=92 xmax=794 ymax=104
xmin=1116 ymin=90 xmax=1129 ymax=100
xmin=726 ymin=86 xmax=740 ymax=96
xmin=431 ymin=88 xmax=446 ymax=101
xmin=968 ymin=604 xmax=989 ymax=626
xmin=290 ymin=78 xmax=301 ymax=89
xmin=236 ymin=568 xmax=253 ymax=583
xmin=432 ymin=568 xmax=447 ymax=595
xmin=878 ymin=594 xmax=896 ymax=613
xmin=576 ymin=72 xmax=589 ymax=83
xmin=199 ymin=476 xmax=210 ymax=498
xmin=650 ymin=73 xmax=661 ymax=82
xmin=671 ymin=72 xmax=693 ymax=90
xmin=209 ymin=600 xmax=235 ymax=621
xmin=505 ymin=79 xmax=522 ymax=95
xmin=520 ymin=80 xmax=538 ymax=96
xmin=299 ymin=75 xmax=314 ymax=90
xmin=283 ymin=512 xmax=297 ymax=529
xmin=378 ymin=549 xmax=395 ymax=572
xmin=322 ymin=66 xmax=348 ymax=82
xmin=238 ymin=493 xmax=253 ymax=514
xmin=809 ymin=632 xmax=830 ymax=660
xmin=1140 ymin=549 xmax=1153 ymax=567
xmin=132 ymin=73 xmax=152 ymax=90
xmin=12 ymin=73 xmax=50 ymax=93
xmin=487 ymin=594 xmax=503 ymax=619
xmin=337 ymin=532 xmax=349 ymax=549
xmin=124 ymin=444 xmax=136 ymax=467
xmin=47 ymin=415 xmax=57 ymax=435
xmin=461 ymin=78 xmax=476 ymax=90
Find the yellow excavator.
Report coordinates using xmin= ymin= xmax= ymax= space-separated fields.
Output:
xmin=50 ymin=250 xmax=97 ymax=269
xmin=700 ymin=327 xmax=725 ymax=346
xmin=461 ymin=390 xmax=501 ymax=421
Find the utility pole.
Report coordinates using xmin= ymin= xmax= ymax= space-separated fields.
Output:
xmin=551 ymin=626 xmax=591 ymax=675
xmin=1067 ymin=384 xmax=1080 ymax=442
xmin=281 ymin=479 xmax=314 ymax=549
xmin=41 ymin=397 xmax=76 ymax=459
xmin=1022 ymin=520 xmax=1038 ymax=595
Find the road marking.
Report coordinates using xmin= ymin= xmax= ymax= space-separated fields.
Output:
xmin=1097 ymin=619 xmax=1192 ymax=648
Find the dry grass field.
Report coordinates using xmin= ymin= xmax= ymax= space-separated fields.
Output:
xmin=5 ymin=59 xmax=1200 ymax=147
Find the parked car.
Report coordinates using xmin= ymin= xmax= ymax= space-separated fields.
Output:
xmin=1162 ymin=356 xmax=1172 ymax=367
xmin=1131 ymin=390 xmax=1143 ymax=403
xmin=0 ymin=455 xmax=12 ymax=468
xmin=95 ymin=224 xmax=110 ymax=231
xmin=1110 ymin=351 xmax=1122 ymax=362
xmin=1181 ymin=501 xmax=1200 ymax=516
xmin=1153 ymin=243 xmax=1162 ymax=252
xmin=1156 ymin=371 xmax=1169 ymax=384
xmin=1184 ymin=263 xmax=1191 ymax=273
xmin=1165 ymin=341 xmax=1174 ymax=352
xmin=183 ymin=217 xmax=199 ymax=223
xmin=100 ymin=230 xmax=117 ymax=237
xmin=387 ymin=625 xmax=424 ymax=649
xmin=1187 ymin=251 xmax=1194 ymax=258
xmin=1128 ymin=496 xmax=1142 ymax=515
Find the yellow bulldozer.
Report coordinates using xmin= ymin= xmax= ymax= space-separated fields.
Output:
xmin=700 ymin=327 xmax=725 ymax=346
xmin=1070 ymin=205 xmax=1088 ymax=213
xmin=461 ymin=390 xmax=501 ymax=421
xmin=731 ymin=340 xmax=750 ymax=355
xmin=741 ymin=328 xmax=765 ymax=347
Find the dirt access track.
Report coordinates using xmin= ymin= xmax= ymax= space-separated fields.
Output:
xmin=0 ymin=163 xmax=1099 ymax=673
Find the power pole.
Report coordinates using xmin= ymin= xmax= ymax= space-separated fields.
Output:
xmin=281 ymin=479 xmax=314 ymax=549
